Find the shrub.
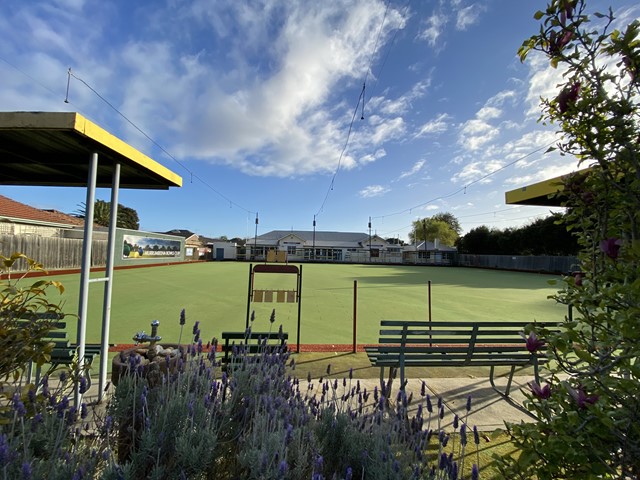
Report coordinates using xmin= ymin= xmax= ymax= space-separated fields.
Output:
xmin=0 ymin=253 xmax=66 ymax=384
xmin=498 ymin=1 xmax=640 ymax=478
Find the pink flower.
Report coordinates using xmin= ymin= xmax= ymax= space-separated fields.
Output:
xmin=522 ymin=331 xmax=545 ymax=353
xmin=574 ymin=272 xmax=584 ymax=286
xmin=567 ymin=385 xmax=599 ymax=409
xmin=529 ymin=381 xmax=552 ymax=399
xmin=557 ymin=82 xmax=580 ymax=113
xmin=599 ymin=237 xmax=622 ymax=259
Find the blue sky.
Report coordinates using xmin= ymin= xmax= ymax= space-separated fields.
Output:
xmin=2 ymin=1 xmax=638 ymax=242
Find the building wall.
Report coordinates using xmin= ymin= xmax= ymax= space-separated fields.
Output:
xmin=0 ymin=221 xmax=67 ymax=238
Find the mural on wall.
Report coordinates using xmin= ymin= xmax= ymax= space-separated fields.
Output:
xmin=123 ymin=234 xmax=181 ymax=259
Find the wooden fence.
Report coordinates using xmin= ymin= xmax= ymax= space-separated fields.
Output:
xmin=0 ymin=235 xmax=108 ymax=271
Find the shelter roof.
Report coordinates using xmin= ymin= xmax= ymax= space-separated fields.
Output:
xmin=0 ymin=111 xmax=182 ymax=189
xmin=505 ymin=168 xmax=590 ymax=206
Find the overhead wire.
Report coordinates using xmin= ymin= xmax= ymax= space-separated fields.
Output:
xmin=314 ymin=0 xmax=394 ymax=218
xmin=65 ymin=69 xmax=257 ymax=216
xmin=371 ymin=140 xmax=558 ymax=221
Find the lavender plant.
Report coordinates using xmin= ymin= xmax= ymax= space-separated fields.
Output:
xmin=2 ymin=312 xmax=482 ymax=479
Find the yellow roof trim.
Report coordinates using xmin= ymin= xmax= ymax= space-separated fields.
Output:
xmin=0 ymin=111 xmax=182 ymax=189
xmin=72 ymin=113 xmax=182 ymax=188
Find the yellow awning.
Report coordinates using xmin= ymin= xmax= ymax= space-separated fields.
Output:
xmin=0 ymin=111 xmax=182 ymax=189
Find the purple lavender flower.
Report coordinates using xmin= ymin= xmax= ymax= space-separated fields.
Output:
xmin=57 ymin=395 xmax=70 ymax=418
xmin=345 ymin=466 xmax=353 ymax=480
xmin=104 ymin=415 xmax=113 ymax=433
xmin=453 ymin=415 xmax=459 ymax=429
xmin=12 ymin=393 xmax=26 ymax=418
xmin=80 ymin=403 xmax=88 ymax=420
xmin=426 ymin=394 xmax=433 ymax=413
xmin=472 ymin=464 xmax=480 ymax=480
xmin=600 ymin=237 xmax=622 ymax=259
xmin=269 ymin=309 xmax=276 ymax=324
xmin=79 ymin=376 xmax=88 ymax=394
xmin=22 ymin=461 xmax=32 ymax=480
xmin=59 ymin=370 xmax=67 ymax=383
xmin=192 ymin=321 xmax=200 ymax=335
xmin=466 ymin=395 xmax=472 ymax=412
xmin=31 ymin=413 xmax=43 ymax=432
xmin=278 ymin=460 xmax=288 ymax=476
xmin=473 ymin=425 xmax=480 ymax=445
xmin=179 ymin=308 xmax=186 ymax=326
xmin=460 ymin=424 xmax=467 ymax=447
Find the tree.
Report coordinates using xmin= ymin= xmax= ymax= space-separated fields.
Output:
xmin=498 ymin=2 xmax=640 ymax=478
xmin=409 ymin=213 xmax=460 ymax=246
xmin=75 ymin=201 xmax=140 ymax=230
xmin=385 ymin=237 xmax=405 ymax=246
xmin=431 ymin=212 xmax=462 ymax=235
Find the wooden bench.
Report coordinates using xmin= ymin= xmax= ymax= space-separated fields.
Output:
xmin=18 ymin=313 xmax=103 ymax=387
xmin=220 ymin=331 xmax=289 ymax=368
xmin=365 ymin=320 xmax=561 ymax=399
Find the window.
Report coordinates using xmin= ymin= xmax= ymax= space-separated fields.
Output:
xmin=287 ymin=246 xmax=297 ymax=255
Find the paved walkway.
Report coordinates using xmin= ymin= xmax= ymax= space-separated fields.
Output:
xmin=78 ymin=372 xmax=537 ymax=433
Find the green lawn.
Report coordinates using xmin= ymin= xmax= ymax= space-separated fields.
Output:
xmin=39 ymin=262 xmax=567 ymax=347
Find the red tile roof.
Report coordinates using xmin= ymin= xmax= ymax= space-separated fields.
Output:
xmin=0 ymin=194 xmax=84 ymax=227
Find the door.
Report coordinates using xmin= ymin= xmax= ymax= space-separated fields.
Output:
xmin=216 ymin=248 xmax=225 ymax=260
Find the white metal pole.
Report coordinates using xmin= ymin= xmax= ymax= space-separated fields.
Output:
xmin=76 ymin=152 xmax=98 ymax=405
xmin=98 ymin=162 xmax=120 ymax=401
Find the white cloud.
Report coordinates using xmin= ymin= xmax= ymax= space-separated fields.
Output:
xmin=359 ymin=149 xmax=387 ymax=165
xmin=456 ymin=4 xmax=484 ymax=30
xmin=415 ymin=113 xmax=450 ymax=137
xmin=458 ymin=119 xmax=500 ymax=150
xmin=359 ymin=185 xmax=390 ymax=198
xmin=451 ymin=159 xmax=505 ymax=185
xmin=417 ymin=13 xmax=447 ymax=47
xmin=476 ymin=106 xmax=502 ymax=121
xmin=397 ymin=160 xmax=426 ymax=180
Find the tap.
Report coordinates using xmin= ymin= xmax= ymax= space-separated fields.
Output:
xmin=132 ymin=320 xmax=162 ymax=354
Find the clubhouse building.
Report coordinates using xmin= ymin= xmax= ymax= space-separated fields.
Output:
xmin=243 ymin=230 xmax=457 ymax=265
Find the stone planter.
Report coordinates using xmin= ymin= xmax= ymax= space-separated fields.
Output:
xmin=111 ymin=343 xmax=187 ymax=387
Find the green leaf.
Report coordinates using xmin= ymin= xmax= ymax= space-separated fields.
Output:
xmin=534 ymin=10 xmax=544 ymax=20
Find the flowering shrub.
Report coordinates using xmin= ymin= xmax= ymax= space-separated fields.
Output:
xmin=499 ymin=1 xmax=640 ymax=478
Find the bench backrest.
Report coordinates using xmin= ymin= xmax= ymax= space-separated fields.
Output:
xmin=220 ymin=331 xmax=289 ymax=363
xmin=378 ymin=320 xmax=562 ymax=351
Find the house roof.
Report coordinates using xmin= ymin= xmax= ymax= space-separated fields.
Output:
xmin=0 ymin=194 xmax=85 ymax=227
xmin=162 ymin=229 xmax=197 ymax=238
xmin=256 ymin=230 xmax=371 ymax=244
xmin=249 ymin=230 xmax=396 ymax=248
xmin=412 ymin=240 xmax=457 ymax=252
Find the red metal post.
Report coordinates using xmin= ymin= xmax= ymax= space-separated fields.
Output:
xmin=353 ymin=280 xmax=358 ymax=353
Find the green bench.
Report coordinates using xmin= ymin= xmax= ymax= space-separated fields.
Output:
xmin=18 ymin=313 xmax=102 ymax=387
xmin=220 ymin=331 xmax=289 ymax=368
xmin=365 ymin=320 xmax=561 ymax=399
